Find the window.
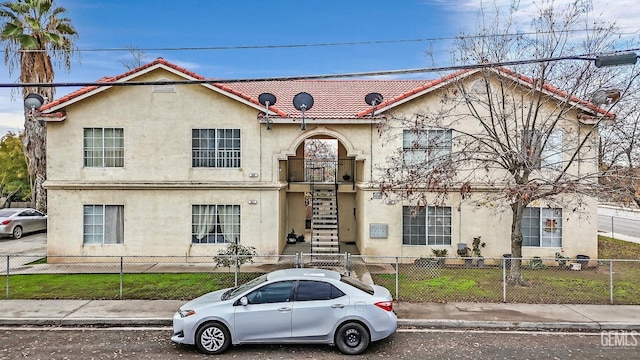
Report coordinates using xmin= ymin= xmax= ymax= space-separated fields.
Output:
xmin=192 ymin=204 xmax=240 ymax=244
xmin=245 ymin=281 xmax=293 ymax=304
xmin=522 ymin=130 xmax=563 ymax=170
xmin=523 ymin=207 xmax=562 ymax=247
xmin=402 ymin=206 xmax=452 ymax=246
xmin=192 ymin=129 xmax=241 ymax=168
xmin=84 ymin=128 xmax=124 ymax=167
xmin=541 ymin=131 xmax=563 ymax=170
xmin=83 ymin=205 xmax=124 ymax=245
xmin=402 ymin=129 xmax=452 ymax=167
xmin=296 ymin=280 xmax=345 ymax=301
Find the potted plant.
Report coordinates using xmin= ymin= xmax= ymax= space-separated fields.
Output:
xmin=457 ymin=243 xmax=472 ymax=267
xmin=555 ymin=252 xmax=569 ymax=268
xmin=431 ymin=248 xmax=448 ymax=267
xmin=287 ymin=229 xmax=298 ymax=244
xmin=472 ymin=236 xmax=486 ymax=267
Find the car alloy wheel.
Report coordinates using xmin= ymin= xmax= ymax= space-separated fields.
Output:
xmin=195 ymin=322 xmax=230 ymax=355
xmin=12 ymin=226 xmax=22 ymax=239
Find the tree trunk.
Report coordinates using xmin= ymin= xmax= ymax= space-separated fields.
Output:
xmin=22 ymin=117 xmax=47 ymax=212
xmin=21 ymin=50 xmax=54 ymax=214
xmin=507 ymin=200 xmax=526 ymax=286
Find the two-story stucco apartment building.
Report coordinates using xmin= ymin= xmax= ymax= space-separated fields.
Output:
xmin=37 ymin=58 xmax=609 ymax=261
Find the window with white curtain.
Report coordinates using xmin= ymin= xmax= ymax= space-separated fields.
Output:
xmin=192 ymin=129 xmax=241 ymax=168
xmin=192 ymin=204 xmax=240 ymax=244
xmin=83 ymin=128 xmax=124 ymax=167
xmin=522 ymin=207 xmax=562 ymax=247
xmin=83 ymin=205 xmax=124 ymax=245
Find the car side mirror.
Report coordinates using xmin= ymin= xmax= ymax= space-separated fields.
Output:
xmin=240 ymin=296 xmax=248 ymax=306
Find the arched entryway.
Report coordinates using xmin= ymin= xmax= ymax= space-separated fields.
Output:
xmin=284 ymin=135 xmax=358 ymax=255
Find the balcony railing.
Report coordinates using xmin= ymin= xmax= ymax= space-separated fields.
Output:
xmin=288 ymin=158 xmax=355 ymax=183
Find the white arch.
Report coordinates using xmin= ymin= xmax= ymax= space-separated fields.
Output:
xmin=278 ymin=126 xmax=365 ymax=160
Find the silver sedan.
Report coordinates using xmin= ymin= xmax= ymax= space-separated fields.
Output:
xmin=0 ymin=208 xmax=47 ymax=239
xmin=171 ymin=268 xmax=397 ymax=355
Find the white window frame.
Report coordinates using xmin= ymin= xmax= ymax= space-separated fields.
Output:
xmin=192 ymin=129 xmax=241 ymax=168
xmin=522 ymin=207 xmax=562 ymax=247
xmin=522 ymin=130 xmax=563 ymax=170
xmin=83 ymin=128 xmax=124 ymax=167
xmin=402 ymin=129 xmax=452 ymax=167
xmin=83 ymin=205 xmax=124 ymax=245
xmin=402 ymin=206 xmax=452 ymax=246
xmin=192 ymin=204 xmax=241 ymax=244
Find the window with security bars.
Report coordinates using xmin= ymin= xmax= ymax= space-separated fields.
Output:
xmin=402 ymin=206 xmax=452 ymax=246
xmin=192 ymin=129 xmax=241 ymax=168
xmin=83 ymin=128 xmax=124 ymax=167
xmin=192 ymin=204 xmax=241 ymax=244
xmin=83 ymin=205 xmax=124 ymax=244
xmin=402 ymin=129 xmax=452 ymax=167
xmin=522 ymin=207 xmax=562 ymax=247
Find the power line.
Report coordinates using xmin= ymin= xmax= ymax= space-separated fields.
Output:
xmin=15 ymin=27 xmax=640 ymax=53
xmin=3 ymin=51 xmax=636 ymax=89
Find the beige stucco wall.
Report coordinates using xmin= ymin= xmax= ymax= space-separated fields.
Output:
xmin=44 ymin=66 xmax=600 ymax=260
xmin=47 ymin=188 xmax=281 ymax=257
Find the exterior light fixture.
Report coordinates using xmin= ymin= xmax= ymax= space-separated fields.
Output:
xmin=594 ymin=52 xmax=638 ymax=68
xmin=248 ymin=200 xmax=258 ymax=205
xmin=24 ymin=93 xmax=44 ymax=117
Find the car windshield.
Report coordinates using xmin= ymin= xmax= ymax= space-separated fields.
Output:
xmin=0 ymin=209 xmax=17 ymax=217
xmin=224 ymin=273 xmax=268 ymax=300
xmin=340 ymin=274 xmax=374 ymax=295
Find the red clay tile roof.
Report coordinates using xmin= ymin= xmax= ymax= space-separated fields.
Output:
xmin=40 ymin=58 xmax=613 ymax=120
xmin=228 ymin=79 xmax=430 ymax=119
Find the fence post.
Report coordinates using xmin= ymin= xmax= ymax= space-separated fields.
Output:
xmin=502 ymin=258 xmax=507 ymax=303
xmin=609 ymin=260 xmax=614 ymax=305
xmin=5 ymin=255 xmax=9 ymax=300
xmin=119 ymin=257 xmax=123 ymax=300
xmin=611 ymin=216 xmax=615 ymax=239
xmin=346 ymin=253 xmax=351 ymax=276
xmin=395 ymin=257 xmax=399 ymax=300
xmin=234 ymin=255 xmax=239 ymax=287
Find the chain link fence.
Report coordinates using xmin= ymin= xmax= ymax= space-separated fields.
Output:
xmin=2 ymin=253 xmax=639 ymax=304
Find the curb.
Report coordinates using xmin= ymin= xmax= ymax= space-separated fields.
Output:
xmin=398 ymin=319 xmax=640 ymax=331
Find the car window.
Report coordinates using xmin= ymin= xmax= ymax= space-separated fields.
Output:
xmin=226 ymin=274 xmax=268 ymax=299
xmin=340 ymin=275 xmax=374 ymax=295
xmin=0 ymin=210 xmax=17 ymax=217
xmin=245 ymin=281 xmax=293 ymax=304
xmin=296 ymin=280 xmax=345 ymax=301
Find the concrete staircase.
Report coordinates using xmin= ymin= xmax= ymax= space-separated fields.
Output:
xmin=310 ymin=184 xmax=340 ymax=255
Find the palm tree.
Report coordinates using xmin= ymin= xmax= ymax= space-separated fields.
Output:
xmin=0 ymin=0 xmax=77 ymax=212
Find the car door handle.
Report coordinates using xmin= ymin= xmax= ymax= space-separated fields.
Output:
xmin=331 ymin=304 xmax=345 ymax=309
xmin=277 ymin=307 xmax=292 ymax=312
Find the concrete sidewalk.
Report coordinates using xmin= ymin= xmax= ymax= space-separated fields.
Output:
xmin=1 ymin=300 xmax=639 ymax=331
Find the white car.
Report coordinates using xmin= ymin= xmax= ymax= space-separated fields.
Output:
xmin=172 ymin=268 xmax=397 ymax=355
xmin=0 ymin=208 xmax=47 ymax=239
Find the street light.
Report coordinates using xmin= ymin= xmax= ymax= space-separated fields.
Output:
xmin=594 ymin=52 xmax=638 ymax=68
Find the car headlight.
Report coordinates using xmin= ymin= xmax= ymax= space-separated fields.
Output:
xmin=178 ymin=309 xmax=195 ymax=318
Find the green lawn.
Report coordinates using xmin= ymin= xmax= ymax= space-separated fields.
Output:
xmin=2 ymin=236 xmax=639 ymax=303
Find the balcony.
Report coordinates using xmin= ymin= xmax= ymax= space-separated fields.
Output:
xmin=287 ymin=158 xmax=355 ymax=183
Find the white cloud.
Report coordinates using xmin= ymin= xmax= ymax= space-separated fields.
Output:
xmin=0 ymin=91 xmax=24 ymax=136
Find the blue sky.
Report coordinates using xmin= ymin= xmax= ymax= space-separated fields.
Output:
xmin=0 ymin=0 xmax=638 ymax=135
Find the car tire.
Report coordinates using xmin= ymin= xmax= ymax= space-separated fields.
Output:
xmin=195 ymin=322 xmax=231 ymax=355
xmin=335 ymin=322 xmax=370 ymax=355
xmin=12 ymin=226 xmax=22 ymax=239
